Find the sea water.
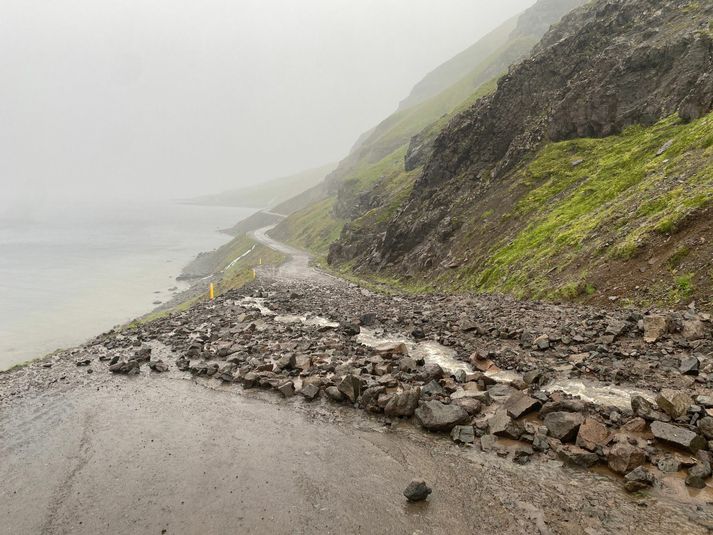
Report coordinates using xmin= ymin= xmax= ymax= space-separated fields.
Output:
xmin=0 ymin=199 xmax=254 ymax=369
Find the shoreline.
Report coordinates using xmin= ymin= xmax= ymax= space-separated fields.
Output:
xmin=0 ymin=204 xmax=262 ymax=372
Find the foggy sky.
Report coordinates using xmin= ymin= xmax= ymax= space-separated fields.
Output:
xmin=1 ymin=0 xmax=534 ymax=205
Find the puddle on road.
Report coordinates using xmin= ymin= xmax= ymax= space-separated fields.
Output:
xmin=356 ymin=328 xmax=471 ymax=374
xmin=544 ymin=378 xmax=656 ymax=410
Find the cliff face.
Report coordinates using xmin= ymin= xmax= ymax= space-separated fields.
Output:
xmin=326 ymin=0 xmax=713 ymax=308
xmin=371 ymin=0 xmax=712 ymax=268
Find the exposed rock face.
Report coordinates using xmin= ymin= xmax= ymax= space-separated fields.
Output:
xmin=343 ymin=0 xmax=713 ymax=273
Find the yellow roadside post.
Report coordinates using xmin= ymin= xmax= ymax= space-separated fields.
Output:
xmin=209 ymin=282 xmax=215 ymax=300
xmin=252 ymin=268 xmax=256 ymax=279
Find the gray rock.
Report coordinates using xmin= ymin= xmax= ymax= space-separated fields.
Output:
xmin=624 ymin=466 xmax=655 ymax=492
xmin=415 ymin=401 xmax=469 ymax=431
xmin=325 ymin=386 xmax=345 ymax=402
xmin=643 ymin=315 xmax=668 ymax=343
xmin=359 ymin=386 xmax=386 ymax=413
xmin=300 ymin=383 xmax=320 ymax=400
xmin=337 ymin=374 xmax=362 ymax=403
xmin=651 ymin=421 xmax=706 ymax=453
xmin=608 ymin=443 xmax=646 ymax=474
xmin=686 ymin=461 xmax=712 ymax=489
xmin=384 ymin=388 xmax=421 ymax=417
xmin=277 ymin=380 xmax=295 ymax=398
xmin=403 ymin=480 xmax=431 ymax=502
xmin=576 ymin=417 xmax=610 ymax=452
xmin=148 ymin=360 xmax=169 ymax=373
xmin=656 ymin=389 xmax=692 ymax=419
xmin=503 ymin=391 xmax=541 ymax=419
xmin=680 ymin=356 xmax=700 ymax=375
xmin=488 ymin=409 xmax=523 ymax=440
xmin=450 ymin=425 xmax=475 ymax=444
xmin=543 ymin=411 xmax=583 ymax=442
xmin=451 ymin=397 xmax=483 ymax=416
xmin=699 ymin=417 xmax=713 ymax=440
xmin=558 ymin=445 xmax=599 ymax=468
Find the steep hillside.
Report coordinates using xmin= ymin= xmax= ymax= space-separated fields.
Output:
xmin=330 ymin=0 xmax=713 ymax=308
xmin=272 ymin=0 xmax=585 ymax=260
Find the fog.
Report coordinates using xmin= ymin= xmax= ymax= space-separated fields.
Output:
xmin=1 ymin=0 xmax=533 ymax=206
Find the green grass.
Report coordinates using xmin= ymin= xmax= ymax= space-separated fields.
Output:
xmin=465 ymin=113 xmax=713 ymax=297
xmin=271 ymin=197 xmax=345 ymax=257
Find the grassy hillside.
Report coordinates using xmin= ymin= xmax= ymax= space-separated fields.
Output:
xmin=351 ymin=112 xmax=713 ymax=309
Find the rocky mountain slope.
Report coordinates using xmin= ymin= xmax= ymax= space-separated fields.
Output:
xmin=271 ymin=0 xmax=586 ymax=256
xmin=324 ymin=0 xmax=713 ymax=309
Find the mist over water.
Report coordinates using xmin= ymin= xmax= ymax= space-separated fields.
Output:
xmin=0 ymin=199 xmax=254 ymax=369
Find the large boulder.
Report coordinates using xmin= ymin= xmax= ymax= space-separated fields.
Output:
xmin=651 ymin=421 xmax=706 ymax=453
xmin=544 ymin=411 xmax=584 ymax=442
xmin=415 ymin=401 xmax=469 ymax=432
xmin=503 ymin=391 xmax=541 ymax=419
xmin=576 ymin=418 xmax=610 ymax=452
xmin=656 ymin=389 xmax=691 ymax=420
xmin=338 ymin=374 xmax=363 ymax=403
xmin=384 ymin=388 xmax=421 ymax=417
xmin=608 ymin=442 xmax=646 ymax=474
xmin=488 ymin=409 xmax=523 ymax=440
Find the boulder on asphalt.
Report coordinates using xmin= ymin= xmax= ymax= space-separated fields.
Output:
xmin=109 ymin=359 xmax=140 ymax=375
xmin=686 ymin=461 xmax=712 ymax=489
xmin=608 ymin=442 xmax=646 ymax=474
xmin=148 ymin=360 xmax=169 ymax=373
xmin=624 ymin=466 xmax=655 ymax=492
xmin=277 ymin=380 xmax=295 ymax=398
xmin=544 ymin=411 xmax=584 ymax=442
xmin=451 ymin=425 xmax=475 ymax=444
xmin=656 ymin=389 xmax=692 ymax=420
xmin=300 ymin=383 xmax=320 ymax=400
xmin=384 ymin=388 xmax=421 ymax=417
xmin=359 ymin=386 xmax=386 ymax=413
xmin=643 ymin=315 xmax=668 ymax=343
xmin=325 ymin=386 xmax=345 ymax=402
xmin=488 ymin=409 xmax=523 ymax=440
xmin=403 ymin=480 xmax=431 ymax=502
xmin=503 ymin=391 xmax=541 ymax=419
xmin=338 ymin=374 xmax=362 ymax=403
xmin=576 ymin=418 xmax=610 ymax=452
xmin=415 ymin=401 xmax=469 ymax=432
xmin=558 ymin=445 xmax=599 ymax=468
xmin=651 ymin=421 xmax=706 ymax=453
